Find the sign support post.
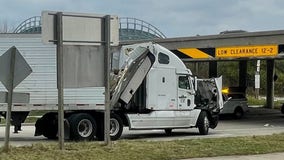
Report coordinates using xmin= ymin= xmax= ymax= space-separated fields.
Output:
xmin=3 ymin=47 xmax=16 ymax=152
xmin=41 ymin=11 xmax=119 ymax=147
xmin=255 ymin=60 xmax=261 ymax=99
xmin=104 ymin=15 xmax=111 ymax=146
xmin=56 ymin=12 xmax=65 ymax=150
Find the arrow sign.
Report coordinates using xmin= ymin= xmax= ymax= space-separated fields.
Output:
xmin=0 ymin=46 xmax=32 ymax=90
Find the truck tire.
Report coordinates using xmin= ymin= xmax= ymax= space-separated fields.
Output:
xmin=197 ymin=111 xmax=209 ymax=135
xmin=96 ymin=113 xmax=123 ymax=141
xmin=281 ymin=104 xmax=284 ymax=114
xmin=110 ymin=114 xmax=123 ymax=140
xmin=35 ymin=112 xmax=58 ymax=139
xmin=234 ymin=107 xmax=244 ymax=119
xmin=43 ymin=123 xmax=58 ymax=139
xmin=68 ymin=113 xmax=97 ymax=141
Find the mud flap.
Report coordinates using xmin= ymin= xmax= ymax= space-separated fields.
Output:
xmin=209 ymin=114 xmax=219 ymax=129
xmin=64 ymin=119 xmax=70 ymax=140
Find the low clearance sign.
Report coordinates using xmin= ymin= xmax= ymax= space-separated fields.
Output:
xmin=216 ymin=45 xmax=278 ymax=58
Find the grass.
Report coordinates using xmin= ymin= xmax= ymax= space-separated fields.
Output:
xmin=1 ymin=133 xmax=284 ymax=160
xmin=247 ymin=95 xmax=284 ymax=109
xmin=247 ymin=96 xmax=266 ymax=105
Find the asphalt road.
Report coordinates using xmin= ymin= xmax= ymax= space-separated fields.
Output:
xmin=1 ymin=107 xmax=284 ymax=146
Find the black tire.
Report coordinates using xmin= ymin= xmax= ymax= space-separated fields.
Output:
xmin=35 ymin=112 xmax=58 ymax=139
xmin=96 ymin=113 xmax=123 ymax=141
xmin=197 ymin=111 xmax=209 ymax=135
xmin=234 ymin=107 xmax=244 ymax=119
xmin=68 ymin=113 xmax=97 ymax=141
xmin=164 ymin=129 xmax=172 ymax=135
xmin=110 ymin=114 xmax=123 ymax=140
xmin=281 ymin=104 xmax=284 ymax=114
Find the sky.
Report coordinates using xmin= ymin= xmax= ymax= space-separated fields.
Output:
xmin=1 ymin=0 xmax=284 ymax=37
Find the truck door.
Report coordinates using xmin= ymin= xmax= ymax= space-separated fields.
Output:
xmin=177 ymin=75 xmax=195 ymax=110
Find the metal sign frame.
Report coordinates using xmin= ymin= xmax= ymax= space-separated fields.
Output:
xmin=42 ymin=11 xmax=117 ymax=149
xmin=42 ymin=11 xmax=119 ymax=46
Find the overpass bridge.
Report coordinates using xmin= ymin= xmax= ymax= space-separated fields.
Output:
xmin=121 ymin=30 xmax=284 ymax=108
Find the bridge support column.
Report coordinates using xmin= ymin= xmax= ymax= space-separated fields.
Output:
xmin=194 ymin=62 xmax=199 ymax=75
xmin=239 ymin=61 xmax=248 ymax=88
xmin=209 ymin=61 xmax=217 ymax=78
xmin=266 ymin=60 xmax=275 ymax=109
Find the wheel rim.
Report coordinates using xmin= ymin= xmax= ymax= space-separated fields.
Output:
xmin=77 ymin=119 xmax=93 ymax=138
xmin=110 ymin=118 xmax=119 ymax=136
xmin=204 ymin=116 xmax=209 ymax=129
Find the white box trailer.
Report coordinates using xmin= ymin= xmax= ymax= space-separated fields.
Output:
xmin=0 ymin=34 xmax=105 ymax=108
xmin=0 ymin=34 xmax=105 ymax=133
xmin=0 ymin=35 xmax=223 ymax=140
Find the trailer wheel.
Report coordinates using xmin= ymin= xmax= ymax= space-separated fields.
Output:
xmin=197 ymin=111 xmax=209 ymax=135
xmin=68 ymin=113 xmax=97 ymax=141
xmin=110 ymin=114 xmax=123 ymax=140
xmin=96 ymin=113 xmax=123 ymax=141
xmin=234 ymin=107 xmax=244 ymax=119
xmin=43 ymin=123 xmax=58 ymax=139
xmin=35 ymin=112 xmax=58 ymax=139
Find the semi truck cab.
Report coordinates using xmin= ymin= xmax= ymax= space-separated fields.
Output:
xmin=109 ymin=42 xmax=223 ymax=136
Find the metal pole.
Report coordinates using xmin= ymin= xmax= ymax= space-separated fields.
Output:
xmin=4 ymin=46 xmax=16 ymax=152
xmin=266 ymin=59 xmax=275 ymax=109
xmin=255 ymin=60 xmax=261 ymax=99
xmin=104 ymin=15 xmax=111 ymax=146
xmin=239 ymin=61 xmax=248 ymax=88
xmin=56 ymin=12 xmax=65 ymax=150
xmin=194 ymin=62 xmax=199 ymax=75
xmin=209 ymin=61 xmax=217 ymax=78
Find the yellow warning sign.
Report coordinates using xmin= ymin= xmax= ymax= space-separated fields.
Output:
xmin=216 ymin=45 xmax=278 ymax=58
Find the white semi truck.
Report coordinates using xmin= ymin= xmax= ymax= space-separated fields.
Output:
xmin=0 ymin=36 xmax=223 ymax=141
